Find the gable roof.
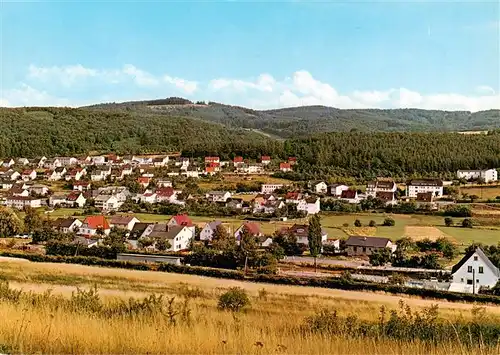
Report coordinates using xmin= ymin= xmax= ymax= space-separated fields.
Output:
xmin=451 ymin=247 xmax=500 ymax=276
xmin=239 ymin=222 xmax=261 ymax=236
xmin=416 ymin=192 xmax=434 ymax=202
xmin=376 ymin=191 xmax=395 ymax=201
xmin=110 ymin=215 xmax=137 ymax=225
xmin=205 ymin=220 xmax=222 ymax=230
xmin=83 ymin=215 xmax=110 ymax=230
xmin=346 ymin=236 xmax=392 ymax=248
xmin=156 ymin=187 xmax=175 ymax=197
xmin=171 ymin=214 xmax=194 ymax=227
xmin=341 ymin=189 xmax=357 ymax=199
xmin=52 ymin=217 xmax=79 ymax=229
xmin=409 ymin=179 xmax=443 ymax=187
xmin=66 ymin=192 xmax=83 ymax=201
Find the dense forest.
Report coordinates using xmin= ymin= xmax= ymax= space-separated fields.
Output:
xmin=1 ymin=105 xmax=499 ymax=180
xmin=87 ymin=99 xmax=500 ymax=138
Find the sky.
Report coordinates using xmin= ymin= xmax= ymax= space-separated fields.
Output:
xmin=0 ymin=0 xmax=499 ymax=111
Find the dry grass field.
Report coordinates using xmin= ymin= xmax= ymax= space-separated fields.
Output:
xmin=460 ymin=185 xmax=500 ymax=200
xmin=403 ymin=226 xmax=451 ymax=241
xmin=0 ymin=257 xmax=499 ymax=354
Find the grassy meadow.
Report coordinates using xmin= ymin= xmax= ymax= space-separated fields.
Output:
xmin=0 ymin=257 xmax=499 ymax=354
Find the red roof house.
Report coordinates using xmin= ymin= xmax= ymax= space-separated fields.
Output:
xmin=168 ymin=214 xmax=194 ymax=227
xmin=79 ymin=215 xmax=110 ymax=236
xmin=279 ymin=162 xmax=291 ymax=172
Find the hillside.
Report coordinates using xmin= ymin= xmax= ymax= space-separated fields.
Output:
xmin=87 ymin=98 xmax=500 ymax=138
xmin=0 ymin=107 xmax=280 ymax=158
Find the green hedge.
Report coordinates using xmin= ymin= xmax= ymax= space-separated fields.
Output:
xmin=1 ymin=251 xmax=498 ymax=305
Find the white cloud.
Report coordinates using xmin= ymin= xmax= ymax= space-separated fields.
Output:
xmin=476 ymin=85 xmax=496 ymax=95
xmin=1 ymin=83 xmax=71 ymax=107
xmin=208 ymin=70 xmax=500 ymax=112
xmin=26 ymin=63 xmax=198 ymax=93
xmin=163 ymin=75 xmax=198 ymax=94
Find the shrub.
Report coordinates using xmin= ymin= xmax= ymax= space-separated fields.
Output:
xmin=444 ymin=217 xmax=453 ymax=227
xmin=383 ymin=217 xmax=395 ymax=226
xmin=462 ymin=218 xmax=474 ymax=228
xmin=354 ymin=219 xmax=362 ymax=227
xmin=217 ymin=287 xmax=250 ymax=312
xmin=368 ymin=220 xmax=377 ymax=227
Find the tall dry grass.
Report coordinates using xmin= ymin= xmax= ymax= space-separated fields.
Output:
xmin=0 ymin=258 xmax=499 ymax=354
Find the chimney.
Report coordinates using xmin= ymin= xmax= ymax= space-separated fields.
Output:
xmin=363 ymin=237 xmax=367 ymax=241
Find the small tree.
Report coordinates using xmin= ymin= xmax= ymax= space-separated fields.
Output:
xmin=23 ymin=206 xmax=42 ymax=234
xmin=368 ymin=220 xmax=377 ymax=227
xmin=354 ymin=219 xmax=362 ymax=227
xmin=0 ymin=207 xmax=23 ymax=237
xmin=155 ymin=238 xmax=172 ymax=252
xmin=444 ymin=217 xmax=454 ymax=227
xmin=369 ymin=247 xmax=392 ymax=266
xmin=307 ymin=214 xmax=323 ymax=272
xmin=383 ymin=217 xmax=395 ymax=226
xmin=138 ymin=236 xmax=154 ymax=249
xmin=462 ymin=218 xmax=474 ymax=228
xmin=217 ymin=287 xmax=250 ymax=312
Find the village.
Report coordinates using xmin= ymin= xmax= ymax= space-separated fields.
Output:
xmin=0 ymin=153 xmax=499 ymax=295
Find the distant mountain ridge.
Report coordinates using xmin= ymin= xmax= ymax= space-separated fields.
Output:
xmin=85 ymin=98 xmax=500 ymax=138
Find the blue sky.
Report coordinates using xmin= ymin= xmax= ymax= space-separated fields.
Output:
xmin=1 ymin=0 xmax=499 ymax=111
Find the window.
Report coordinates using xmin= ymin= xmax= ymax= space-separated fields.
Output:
xmin=467 ymin=266 xmax=473 ymax=273
xmin=467 ymin=279 xmax=473 ymax=285
xmin=474 ymin=256 xmax=478 ymax=261
xmin=476 ymin=280 xmax=480 ymax=284
xmin=479 ymin=266 xmax=484 ymax=274
xmin=461 ymin=278 xmax=464 ymax=283
xmin=362 ymin=247 xmax=366 ymax=253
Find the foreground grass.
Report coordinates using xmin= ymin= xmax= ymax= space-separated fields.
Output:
xmin=0 ymin=257 xmax=500 ymax=354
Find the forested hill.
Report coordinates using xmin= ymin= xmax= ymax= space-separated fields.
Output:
xmin=1 ymin=106 xmax=500 ymax=180
xmin=86 ymin=98 xmax=500 ymax=138
xmin=0 ymin=107 xmax=281 ymax=158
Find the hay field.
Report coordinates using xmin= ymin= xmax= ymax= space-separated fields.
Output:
xmin=0 ymin=257 xmax=499 ymax=354
xmin=403 ymin=226 xmax=452 ymax=241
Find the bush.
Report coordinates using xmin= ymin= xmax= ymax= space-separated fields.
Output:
xmin=354 ymin=219 xmax=362 ymax=227
xmin=444 ymin=217 xmax=453 ymax=227
xmin=462 ymin=218 xmax=474 ymax=228
xmin=368 ymin=220 xmax=377 ymax=227
xmin=382 ymin=217 xmax=395 ymax=226
xmin=217 ymin=287 xmax=250 ymax=312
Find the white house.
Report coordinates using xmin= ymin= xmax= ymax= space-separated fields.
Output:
xmin=286 ymin=224 xmax=328 ymax=246
xmin=5 ymin=196 xmax=41 ymax=209
xmin=261 ymin=184 xmax=283 ymax=194
xmin=66 ymin=191 xmax=87 ymax=208
xmin=109 ymin=215 xmax=140 ymax=231
xmin=206 ymin=191 xmax=232 ymax=203
xmin=340 ymin=189 xmax=360 ymax=204
xmin=406 ymin=179 xmax=444 ymax=198
xmin=297 ymin=197 xmax=321 ymax=215
xmin=366 ymin=178 xmax=397 ymax=198
xmin=312 ymin=181 xmax=328 ymax=194
xmin=94 ymin=195 xmax=121 ymax=211
xmin=328 ymin=184 xmax=349 ymax=197
xmin=457 ymin=169 xmax=498 ymax=183
xmin=200 ymin=220 xmax=223 ymax=241
xmin=55 ymin=157 xmax=78 ymax=166
xmin=91 ymin=156 xmax=106 ymax=165
xmin=52 ymin=217 xmax=83 ymax=233
xmin=43 ymin=158 xmax=62 ymax=170
xmin=48 ymin=167 xmax=66 ymax=181
xmin=29 ymin=184 xmax=49 ymax=196
xmin=17 ymin=158 xmax=29 ymax=166
xmin=157 ymin=180 xmax=173 ymax=188
xmin=91 ymin=168 xmax=111 ymax=181
xmin=49 ymin=194 xmax=68 ymax=207
xmin=138 ymin=192 xmax=157 ymax=204
xmin=450 ymin=247 xmax=500 ymax=294
xmin=2 ymin=158 xmax=15 ymax=168
xmin=21 ymin=169 xmax=37 ymax=181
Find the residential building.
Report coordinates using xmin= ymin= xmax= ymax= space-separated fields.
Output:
xmin=153 ymin=156 xmax=169 ymax=167
xmin=137 ymin=177 xmax=151 ymax=188
xmin=457 ymin=169 xmax=498 ymax=183
xmin=200 ymin=220 xmax=223 ymax=241
xmin=17 ymin=158 xmax=29 ymax=166
xmin=406 ymin=179 xmax=444 ymax=198
xmin=167 ymin=214 xmax=195 ymax=238
xmin=66 ymin=191 xmax=86 ymax=208
xmin=345 ymin=236 xmax=395 ymax=256
xmin=285 ymin=191 xmax=304 ymax=204
xmin=29 ymin=184 xmax=49 ymax=196
xmin=328 ymin=184 xmax=349 ymax=197
xmin=204 ymin=156 xmax=220 ymax=164
xmin=109 ymin=215 xmax=140 ymax=231
xmin=312 ymin=181 xmax=328 ymax=194
xmin=78 ymin=215 xmax=111 ymax=236
xmin=91 ymin=156 xmax=106 ymax=165
xmin=376 ymin=191 xmax=397 ymax=206
xmin=43 ymin=158 xmax=62 ymax=170
xmin=340 ymin=189 xmax=360 ymax=204
xmin=279 ymin=162 xmax=291 ymax=172
xmin=261 ymin=184 xmax=283 ymax=194
xmin=5 ymin=196 xmax=41 ymax=209
xmin=91 ymin=167 xmax=111 ymax=181
xmin=258 ymin=236 xmax=273 ymax=248
xmin=260 ymin=156 xmax=271 ymax=165
xmin=55 ymin=157 xmax=78 ymax=166
xmin=156 ymin=187 xmax=178 ymax=203
xmin=297 ymin=197 xmax=321 ymax=215
xmin=49 ymin=194 xmax=68 ymax=207
xmin=157 ymin=180 xmax=173 ymax=188
xmin=2 ymin=158 xmax=15 ymax=168
xmin=286 ymin=224 xmax=328 ymax=246
xmin=181 ymin=168 xmax=200 ymax=178
xmin=21 ymin=169 xmax=37 ymax=181
xmin=450 ymin=247 xmax=500 ymax=294
xmin=233 ymin=156 xmax=244 ymax=168
xmin=138 ymin=192 xmax=157 ymax=204
xmin=288 ymin=157 xmax=297 ymax=165
xmin=65 ymin=167 xmax=86 ymax=181
xmin=206 ymin=191 xmax=232 ymax=203
xmin=175 ymin=157 xmax=190 ymax=170
xmin=73 ymin=181 xmax=91 ymax=191
xmin=94 ymin=195 xmax=121 ymax=211
xmin=234 ymin=222 xmax=263 ymax=241
xmin=366 ymin=178 xmax=397 ymax=198
xmin=51 ymin=217 xmax=82 ymax=233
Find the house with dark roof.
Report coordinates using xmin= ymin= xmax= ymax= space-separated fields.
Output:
xmin=167 ymin=214 xmax=195 ymax=238
xmin=366 ymin=178 xmax=397 ymax=198
xmin=449 ymin=247 xmax=500 ymax=294
xmin=140 ymin=224 xmax=192 ymax=251
xmin=376 ymin=191 xmax=397 ymax=206
xmin=345 ymin=236 xmax=395 ymax=256
xmin=406 ymin=179 xmax=444 ymax=198
xmin=110 ymin=215 xmax=140 ymax=231
xmin=328 ymin=184 xmax=349 ymax=197
xmin=52 ymin=217 xmax=82 ymax=233
xmin=286 ymin=224 xmax=328 ymax=246
xmin=340 ymin=189 xmax=360 ymax=204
